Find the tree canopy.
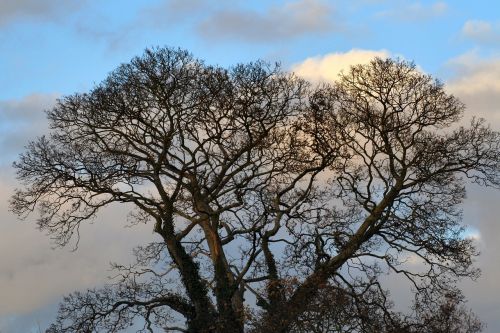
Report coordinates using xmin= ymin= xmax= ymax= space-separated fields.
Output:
xmin=11 ymin=47 xmax=500 ymax=333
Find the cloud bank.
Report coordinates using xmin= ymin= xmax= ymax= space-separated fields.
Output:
xmin=0 ymin=94 xmax=154 ymax=332
xmin=432 ymin=53 xmax=500 ymax=331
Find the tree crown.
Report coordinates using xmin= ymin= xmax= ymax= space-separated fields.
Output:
xmin=11 ymin=47 xmax=499 ymax=333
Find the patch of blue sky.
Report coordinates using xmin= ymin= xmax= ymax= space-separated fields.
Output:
xmin=462 ymin=225 xmax=482 ymax=241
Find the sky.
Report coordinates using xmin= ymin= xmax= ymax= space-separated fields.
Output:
xmin=0 ymin=0 xmax=500 ymax=332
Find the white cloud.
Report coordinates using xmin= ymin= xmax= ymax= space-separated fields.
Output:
xmin=291 ymin=49 xmax=390 ymax=83
xmin=462 ymin=20 xmax=500 ymax=45
xmin=447 ymin=52 xmax=500 ymax=93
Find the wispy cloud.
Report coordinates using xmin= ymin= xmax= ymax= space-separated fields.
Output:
xmin=0 ymin=93 xmax=55 ymax=122
xmin=197 ymin=0 xmax=337 ymax=42
xmin=72 ymin=0 xmax=212 ymax=51
xmin=462 ymin=20 xmax=500 ymax=46
xmin=0 ymin=0 xmax=86 ymax=27
xmin=376 ymin=1 xmax=448 ymax=22
xmin=0 ymin=94 xmax=56 ymax=162
xmin=138 ymin=0 xmax=210 ymax=27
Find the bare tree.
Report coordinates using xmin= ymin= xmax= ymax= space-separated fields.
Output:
xmin=11 ymin=48 xmax=499 ymax=333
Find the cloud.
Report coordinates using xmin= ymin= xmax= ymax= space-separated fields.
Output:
xmin=445 ymin=52 xmax=500 ymax=126
xmin=0 ymin=168 xmax=153 ymax=325
xmin=291 ymin=49 xmax=390 ymax=83
xmin=376 ymin=1 xmax=448 ymax=22
xmin=0 ymin=94 xmax=57 ymax=163
xmin=460 ymin=185 xmax=500 ymax=332
xmin=440 ymin=54 xmax=500 ymax=330
xmin=0 ymin=178 xmax=153 ymax=317
xmin=291 ymin=50 xmax=500 ymax=331
xmin=73 ymin=0 xmax=212 ymax=51
xmin=138 ymin=0 xmax=209 ymax=27
xmin=197 ymin=0 xmax=336 ymax=42
xmin=462 ymin=20 xmax=500 ymax=46
xmin=0 ymin=93 xmax=156 ymax=330
xmin=0 ymin=0 xmax=85 ymax=27
xmin=0 ymin=93 xmax=55 ymax=122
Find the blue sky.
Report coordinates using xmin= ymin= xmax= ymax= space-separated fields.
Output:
xmin=1 ymin=0 xmax=500 ymax=332
xmin=2 ymin=0 xmax=499 ymax=100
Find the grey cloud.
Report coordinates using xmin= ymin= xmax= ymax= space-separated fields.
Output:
xmin=0 ymin=172 xmax=154 ymax=328
xmin=0 ymin=0 xmax=86 ymax=27
xmin=377 ymin=185 xmax=500 ymax=333
xmin=376 ymin=1 xmax=447 ymax=22
xmin=138 ymin=0 xmax=210 ymax=27
xmin=439 ymin=55 xmax=500 ymax=332
xmin=458 ymin=91 xmax=500 ymax=127
xmin=0 ymin=94 xmax=156 ymax=326
xmin=377 ymin=54 xmax=500 ymax=332
xmin=73 ymin=0 xmax=211 ymax=51
xmin=0 ymin=93 xmax=55 ymax=122
xmin=462 ymin=20 xmax=500 ymax=46
xmin=0 ymin=94 xmax=56 ymax=163
xmin=197 ymin=0 xmax=337 ymax=42
xmin=74 ymin=0 xmax=335 ymax=46
xmin=460 ymin=186 xmax=500 ymax=333
xmin=445 ymin=54 xmax=500 ymax=127
xmin=73 ymin=20 xmax=135 ymax=51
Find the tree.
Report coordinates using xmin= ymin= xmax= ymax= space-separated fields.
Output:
xmin=11 ymin=47 xmax=500 ymax=333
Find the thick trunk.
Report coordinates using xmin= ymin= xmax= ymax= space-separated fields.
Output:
xmin=192 ymin=188 xmax=245 ymax=333
xmin=157 ymin=215 xmax=217 ymax=332
xmin=203 ymin=221 xmax=245 ymax=333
